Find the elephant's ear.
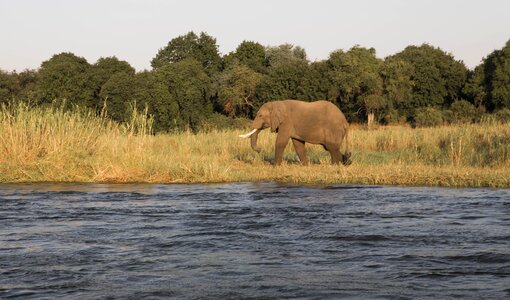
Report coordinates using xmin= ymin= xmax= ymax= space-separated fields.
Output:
xmin=270 ymin=101 xmax=287 ymax=133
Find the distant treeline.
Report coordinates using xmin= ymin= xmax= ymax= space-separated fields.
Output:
xmin=1 ymin=31 xmax=510 ymax=131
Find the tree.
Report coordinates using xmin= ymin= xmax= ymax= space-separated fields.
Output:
xmin=255 ymin=60 xmax=309 ymax=106
xmin=99 ymin=72 xmax=136 ymax=122
xmin=254 ymin=44 xmax=310 ymax=106
xmin=223 ymin=41 xmax=266 ymax=72
xmin=0 ymin=69 xmax=38 ymax=104
xmin=463 ymin=66 xmax=487 ymax=110
xmin=217 ymin=64 xmax=263 ymax=117
xmin=35 ymin=52 xmax=95 ymax=107
xmin=462 ymin=40 xmax=510 ymax=112
xmin=390 ymin=44 xmax=468 ymax=110
xmin=97 ymin=70 xmax=180 ymax=132
xmin=91 ymin=57 xmax=135 ymax=86
xmin=296 ymin=61 xmax=331 ymax=101
xmin=89 ymin=56 xmax=135 ymax=111
xmin=93 ymin=57 xmax=135 ymax=80
xmin=0 ymin=70 xmax=18 ymax=103
xmin=327 ymin=46 xmax=384 ymax=125
xmin=133 ymin=71 xmax=179 ymax=132
xmin=15 ymin=69 xmax=38 ymax=101
xmin=265 ymin=44 xmax=308 ymax=68
xmin=151 ymin=31 xmax=222 ymax=76
xmin=155 ymin=58 xmax=212 ymax=131
xmin=380 ymin=58 xmax=414 ymax=121
xmin=484 ymin=39 xmax=510 ymax=110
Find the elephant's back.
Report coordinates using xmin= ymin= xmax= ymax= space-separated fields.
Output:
xmin=313 ymin=100 xmax=348 ymax=123
xmin=284 ymin=99 xmax=343 ymax=112
xmin=283 ymin=100 xmax=347 ymax=120
xmin=284 ymin=99 xmax=348 ymax=129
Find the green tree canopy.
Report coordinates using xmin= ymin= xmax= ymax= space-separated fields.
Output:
xmin=254 ymin=44 xmax=310 ymax=106
xmin=151 ymin=31 xmax=222 ymax=76
xmin=380 ymin=58 xmax=414 ymax=121
xmin=15 ymin=69 xmax=38 ymax=100
xmin=132 ymin=71 xmax=179 ymax=132
xmin=35 ymin=52 xmax=95 ymax=107
xmin=265 ymin=44 xmax=308 ymax=68
xmin=92 ymin=57 xmax=135 ymax=84
xmin=327 ymin=46 xmax=384 ymax=124
xmin=3 ymin=35 xmax=509 ymax=130
xmin=462 ymin=40 xmax=510 ymax=112
xmin=255 ymin=59 xmax=309 ymax=106
xmin=99 ymin=72 xmax=136 ymax=122
xmin=463 ymin=66 xmax=487 ymax=110
xmin=88 ymin=56 xmax=135 ymax=110
xmin=296 ymin=61 xmax=331 ymax=101
xmin=155 ymin=58 xmax=212 ymax=131
xmin=390 ymin=44 xmax=467 ymax=110
xmin=483 ymin=39 xmax=510 ymax=111
xmin=95 ymin=56 xmax=134 ymax=75
xmin=0 ymin=70 xmax=18 ymax=103
xmin=98 ymin=71 xmax=180 ymax=132
xmin=217 ymin=64 xmax=263 ymax=117
xmin=223 ymin=41 xmax=266 ymax=72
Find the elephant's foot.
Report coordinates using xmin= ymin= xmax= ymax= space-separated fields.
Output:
xmin=341 ymin=152 xmax=352 ymax=166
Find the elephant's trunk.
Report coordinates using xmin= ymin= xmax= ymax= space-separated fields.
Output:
xmin=250 ymin=129 xmax=261 ymax=152
xmin=239 ymin=128 xmax=261 ymax=152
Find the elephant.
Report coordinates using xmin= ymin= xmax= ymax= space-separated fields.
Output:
xmin=239 ymin=100 xmax=351 ymax=165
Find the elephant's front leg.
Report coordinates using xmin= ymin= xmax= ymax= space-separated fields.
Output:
xmin=292 ymin=138 xmax=309 ymax=165
xmin=274 ymin=133 xmax=289 ymax=165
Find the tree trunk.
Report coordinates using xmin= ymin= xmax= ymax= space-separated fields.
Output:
xmin=367 ymin=112 xmax=375 ymax=126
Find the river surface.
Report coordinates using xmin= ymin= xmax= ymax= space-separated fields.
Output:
xmin=0 ymin=182 xmax=509 ymax=299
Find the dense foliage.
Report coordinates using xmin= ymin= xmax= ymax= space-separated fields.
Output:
xmin=1 ymin=31 xmax=510 ymax=131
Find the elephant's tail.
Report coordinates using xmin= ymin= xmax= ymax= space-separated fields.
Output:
xmin=341 ymin=124 xmax=352 ymax=166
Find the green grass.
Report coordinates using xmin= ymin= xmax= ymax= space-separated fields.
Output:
xmin=1 ymin=102 xmax=510 ymax=187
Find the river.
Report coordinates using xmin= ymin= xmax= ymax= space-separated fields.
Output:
xmin=1 ymin=182 xmax=509 ymax=299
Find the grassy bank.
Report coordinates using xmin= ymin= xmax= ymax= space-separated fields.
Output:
xmin=1 ymin=103 xmax=510 ymax=187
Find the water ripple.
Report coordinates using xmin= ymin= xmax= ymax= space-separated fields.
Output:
xmin=1 ymin=182 xmax=509 ymax=299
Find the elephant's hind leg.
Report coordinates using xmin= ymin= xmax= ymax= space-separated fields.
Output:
xmin=324 ymin=143 xmax=341 ymax=164
xmin=292 ymin=138 xmax=309 ymax=165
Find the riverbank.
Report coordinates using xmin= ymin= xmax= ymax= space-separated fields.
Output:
xmin=1 ymin=104 xmax=509 ymax=187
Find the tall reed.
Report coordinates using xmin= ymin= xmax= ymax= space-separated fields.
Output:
xmin=0 ymin=102 xmax=152 ymax=182
xmin=1 ymin=102 xmax=509 ymax=187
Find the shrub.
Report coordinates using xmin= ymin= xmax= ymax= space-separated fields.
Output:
xmin=495 ymin=108 xmax=510 ymax=123
xmin=441 ymin=109 xmax=454 ymax=124
xmin=199 ymin=113 xmax=251 ymax=132
xmin=380 ymin=108 xmax=407 ymax=125
xmin=450 ymin=100 xmax=477 ymax=124
xmin=414 ymin=107 xmax=443 ymax=127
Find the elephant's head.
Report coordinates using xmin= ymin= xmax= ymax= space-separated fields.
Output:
xmin=239 ymin=101 xmax=287 ymax=152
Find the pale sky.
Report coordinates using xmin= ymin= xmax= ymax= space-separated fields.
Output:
xmin=1 ymin=0 xmax=509 ymax=71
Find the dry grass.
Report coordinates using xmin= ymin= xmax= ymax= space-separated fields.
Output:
xmin=1 ymin=103 xmax=510 ymax=187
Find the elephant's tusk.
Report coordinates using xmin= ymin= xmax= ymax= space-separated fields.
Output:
xmin=239 ymin=129 xmax=258 ymax=138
